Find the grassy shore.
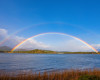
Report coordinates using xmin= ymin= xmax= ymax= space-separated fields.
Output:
xmin=1 ymin=69 xmax=100 ymax=80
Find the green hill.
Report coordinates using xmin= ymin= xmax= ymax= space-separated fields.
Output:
xmin=12 ymin=49 xmax=57 ymax=54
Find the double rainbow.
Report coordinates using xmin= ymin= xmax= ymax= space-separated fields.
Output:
xmin=11 ymin=32 xmax=98 ymax=53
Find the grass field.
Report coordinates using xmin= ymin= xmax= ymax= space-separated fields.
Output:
xmin=0 ymin=69 xmax=100 ymax=80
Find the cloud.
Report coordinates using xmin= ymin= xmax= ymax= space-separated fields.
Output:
xmin=0 ymin=28 xmax=50 ymax=50
xmin=47 ymin=39 xmax=93 ymax=52
xmin=0 ymin=29 xmax=7 ymax=40
xmin=17 ymin=39 xmax=50 ymax=50
xmin=92 ymin=44 xmax=100 ymax=50
xmin=63 ymin=40 xmax=93 ymax=52
xmin=0 ymin=29 xmax=7 ymax=35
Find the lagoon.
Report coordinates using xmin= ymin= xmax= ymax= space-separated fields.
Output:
xmin=0 ymin=53 xmax=100 ymax=72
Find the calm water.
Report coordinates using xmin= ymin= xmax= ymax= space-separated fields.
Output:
xmin=0 ymin=53 xmax=100 ymax=72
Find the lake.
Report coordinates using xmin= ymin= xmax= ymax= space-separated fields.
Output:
xmin=0 ymin=53 xmax=100 ymax=72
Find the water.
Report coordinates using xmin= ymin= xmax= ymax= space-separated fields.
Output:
xmin=0 ymin=53 xmax=100 ymax=72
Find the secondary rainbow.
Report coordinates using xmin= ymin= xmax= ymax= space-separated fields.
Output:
xmin=11 ymin=32 xmax=98 ymax=53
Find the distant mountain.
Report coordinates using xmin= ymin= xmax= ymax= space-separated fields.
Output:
xmin=0 ymin=46 xmax=12 ymax=51
xmin=0 ymin=46 xmax=28 ymax=51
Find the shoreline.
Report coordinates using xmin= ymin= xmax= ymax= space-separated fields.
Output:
xmin=0 ymin=49 xmax=99 ymax=54
xmin=0 ymin=52 xmax=99 ymax=54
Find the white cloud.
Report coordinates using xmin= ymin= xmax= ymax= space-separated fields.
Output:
xmin=47 ymin=39 xmax=94 ymax=52
xmin=0 ymin=29 xmax=7 ymax=36
xmin=0 ymin=29 xmax=8 ymax=40
xmin=92 ymin=44 xmax=100 ymax=49
xmin=0 ymin=28 xmax=50 ymax=50
xmin=16 ymin=39 xmax=50 ymax=50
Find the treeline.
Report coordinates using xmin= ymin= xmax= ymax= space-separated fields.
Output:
xmin=12 ymin=50 xmax=98 ymax=54
xmin=0 ymin=49 xmax=99 ymax=54
xmin=62 ymin=52 xmax=97 ymax=54
xmin=12 ymin=49 xmax=57 ymax=54
xmin=0 ymin=51 xmax=9 ymax=53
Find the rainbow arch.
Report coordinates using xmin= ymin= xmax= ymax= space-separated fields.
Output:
xmin=11 ymin=32 xmax=98 ymax=53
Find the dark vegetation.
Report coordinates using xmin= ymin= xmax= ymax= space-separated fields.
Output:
xmin=11 ymin=49 xmax=57 ymax=54
xmin=0 ymin=49 xmax=98 ymax=54
xmin=62 ymin=52 xmax=97 ymax=54
xmin=1 ymin=69 xmax=100 ymax=80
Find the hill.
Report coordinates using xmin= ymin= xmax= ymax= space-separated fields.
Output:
xmin=0 ymin=46 xmax=12 ymax=51
xmin=12 ymin=49 xmax=57 ymax=54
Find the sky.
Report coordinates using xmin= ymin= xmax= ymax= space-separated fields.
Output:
xmin=0 ymin=0 xmax=100 ymax=52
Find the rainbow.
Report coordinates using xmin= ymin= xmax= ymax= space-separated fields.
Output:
xmin=11 ymin=32 xmax=98 ymax=53
xmin=0 ymin=22 xmax=85 ymax=47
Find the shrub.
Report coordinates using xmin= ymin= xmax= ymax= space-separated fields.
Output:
xmin=78 ymin=75 xmax=100 ymax=80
